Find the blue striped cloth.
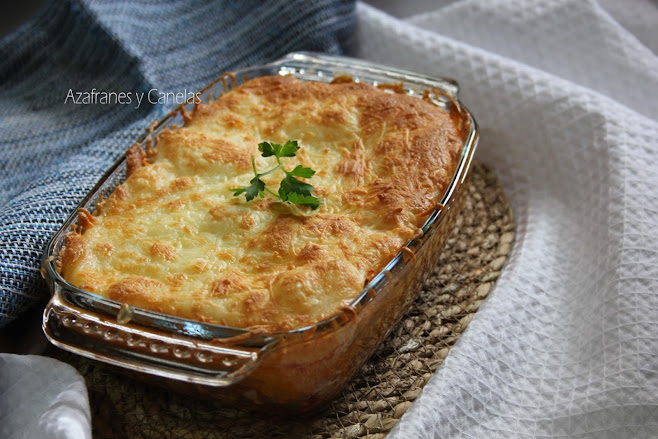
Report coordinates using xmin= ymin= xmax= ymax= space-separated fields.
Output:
xmin=0 ymin=0 xmax=355 ymax=327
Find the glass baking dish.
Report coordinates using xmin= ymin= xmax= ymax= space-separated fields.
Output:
xmin=41 ymin=52 xmax=478 ymax=413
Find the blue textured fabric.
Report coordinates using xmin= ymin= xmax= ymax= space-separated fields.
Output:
xmin=0 ymin=0 xmax=355 ymax=327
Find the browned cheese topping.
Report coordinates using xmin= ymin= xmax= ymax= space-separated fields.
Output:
xmin=57 ymin=75 xmax=464 ymax=331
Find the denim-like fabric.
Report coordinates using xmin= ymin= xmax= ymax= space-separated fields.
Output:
xmin=0 ymin=0 xmax=355 ymax=326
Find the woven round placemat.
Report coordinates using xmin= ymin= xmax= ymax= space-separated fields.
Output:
xmin=48 ymin=160 xmax=514 ymax=439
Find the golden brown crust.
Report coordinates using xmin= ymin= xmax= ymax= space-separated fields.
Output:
xmin=126 ymin=143 xmax=146 ymax=177
xmin=76 ymin=208 xmax=95 ymax=231
xmin=57 ymin=75 xmax=464 ymax=331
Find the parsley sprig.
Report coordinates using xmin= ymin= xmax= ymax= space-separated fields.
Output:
xmin=230 ymin=140 xmax=321 ymax=210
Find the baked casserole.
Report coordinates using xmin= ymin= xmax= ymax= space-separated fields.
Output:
xmin=43 ymin=53 xmax=478 ymax=412
xmin=57 ymin=74 xmax=464 ymax=331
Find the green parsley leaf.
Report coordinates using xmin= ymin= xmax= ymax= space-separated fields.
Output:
xmin=286 ymin=192 xmax=321 ymax=210
xmin=258 ymin=141 xmax=277 ymax=157
xmin=278 ymin=140 xmax=299 ymax=158
xmin=258 ymin=140 xmax=299 ymax=159
xmin=244 ymin=175 xmax=265 ymax=201
xmin=287 ymin=165 xmax=316 ymax=178
xmin=229 ymin=187 xmax=246 ymax=196
xmin=278 ymin=174 xmax=320 ymax=210
xmin=231 ymin=140 xmax=320 ymax=210
xmin=279 ymin=174 xmax=315 ymax=199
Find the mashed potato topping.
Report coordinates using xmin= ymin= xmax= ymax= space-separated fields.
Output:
xmin=58 ymin=75 xmax=463 ymax=331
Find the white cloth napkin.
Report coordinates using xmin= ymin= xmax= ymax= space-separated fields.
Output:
xmin=354 ymin=0 xmax=658 ymax=437
xmin=0 ymin=354 xmax=91 ymax=439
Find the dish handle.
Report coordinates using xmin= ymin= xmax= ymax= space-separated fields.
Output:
xmin=43 ymin=292 xmax=276 ymax=387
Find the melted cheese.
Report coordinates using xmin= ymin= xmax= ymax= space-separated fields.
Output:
xmin=58 ymin=75 xmax=464 ymax=331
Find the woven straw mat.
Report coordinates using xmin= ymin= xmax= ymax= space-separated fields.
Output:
xmin=49 ymin=160 xmax=515 ymax=439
